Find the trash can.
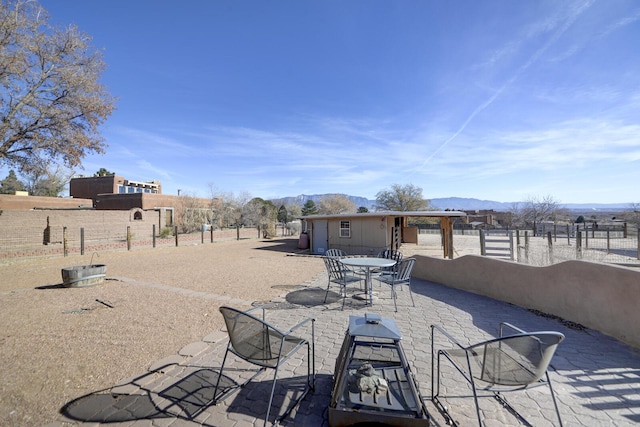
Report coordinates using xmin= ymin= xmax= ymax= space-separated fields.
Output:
xmin=298 ymin=232 xmax=309 ymax=249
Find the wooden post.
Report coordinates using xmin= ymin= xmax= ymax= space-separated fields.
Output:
xmin=152 ymin=224 xmax=156 ymax=248
xmin=210 ymin=225 xmax=214 ymax=243
xmin=607 ymin=230 xmax=611 ymax=253
xmin=524 ymin=231 xmax=529 ymax=264
xmin=576 ymin=231 xmax=582 ymax=259
xmin=174 ymin=226 xmax=179 ymax=247
xmin=127 ymin=226 xmax=131 ymax=251
xmin=80 ymin=228 xmax=85 ymax=255
xmin=547 ymin=231 xmax=553 ymax=264
xmin=480 ymin=230 xmax=486 ymax=256
xmin=63 ymin=226 xmax=68 ymax=257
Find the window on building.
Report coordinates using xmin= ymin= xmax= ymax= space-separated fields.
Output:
xmin=340 ymin=220 xmax=351 ymax=238
xmin=133 ymin=211 xmax=142 ymax=220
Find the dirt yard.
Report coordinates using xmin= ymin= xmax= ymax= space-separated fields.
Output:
xmin=0 ymin=237 xmax=325 ymax=426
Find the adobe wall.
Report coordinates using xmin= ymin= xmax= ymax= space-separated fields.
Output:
xmin=412 ymin=254 xmax=640 ymax=349
xmin=0 ymin=194 xmax=94 ymax=210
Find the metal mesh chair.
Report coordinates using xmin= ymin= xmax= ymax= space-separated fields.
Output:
xmin=375 ymin=257 xmax=416 ymax=311
xmin=323 ymin=256 xmax=363 ymax=310
xmin=215 ymin=306 xmax=315 ymax=426
xmin=431 ymin=322 xmax=564 ymax=426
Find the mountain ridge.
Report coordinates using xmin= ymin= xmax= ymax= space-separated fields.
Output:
xmin=272 ymin=194 xmax=633 ymax=211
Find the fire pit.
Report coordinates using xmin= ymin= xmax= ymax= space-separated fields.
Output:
xmin=329 ymin=313 xmax=431 ymax=426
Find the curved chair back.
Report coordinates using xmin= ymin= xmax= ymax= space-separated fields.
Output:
xmin=219 ymin=306 xmax=284 ymax=366
xmin=324 ymin=256 xmax=347 ymax=280
xmin=377 ymin=249 xmax=403 ymax=262
xmin=325 ymin=249 xmax=347 ymax=258
xmin=394 ymin=258 xmax=415 ymax=282
xmin=467 ymin=332 xmax=565 ymax=387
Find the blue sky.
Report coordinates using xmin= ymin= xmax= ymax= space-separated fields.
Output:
xmin=31 ymin=0 xmax=640 ymax=204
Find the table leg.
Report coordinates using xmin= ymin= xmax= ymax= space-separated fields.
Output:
xmin=365 ymin=267 xmax=372 ymax=306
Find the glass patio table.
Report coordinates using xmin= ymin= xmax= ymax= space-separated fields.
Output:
xmin=339 ymin=257 xmax=396 ymax=306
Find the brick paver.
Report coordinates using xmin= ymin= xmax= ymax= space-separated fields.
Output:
xmin=48 ymin=273 xmax=640 ymax=426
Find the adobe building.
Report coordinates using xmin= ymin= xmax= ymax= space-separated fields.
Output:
xmin=69 ymin=175 xmax=162 ymax=205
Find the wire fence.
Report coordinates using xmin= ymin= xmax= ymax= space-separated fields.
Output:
xmin=417 ymin=227 xmax=640 ymax=268
xmin=0 ymin=223 xmax=261 ymax=264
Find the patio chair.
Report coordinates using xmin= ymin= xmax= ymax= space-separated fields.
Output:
xmin=431 ymin=322 xmax=565 ymax=426
xmin=376 ymin=249 xmax=403 ymax=274
xmin=323 ymin=256 xmax=363 ymax=309
xmin=214 ymin=306 xmax=315 ymax=427
xmin=325 ymin=248 xmax=347 ymax=258
xmin=375 ymin=257 xmax=416 ymax=311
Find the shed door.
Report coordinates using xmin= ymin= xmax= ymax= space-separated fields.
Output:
xmin=312 ymin=220 xmax=328 ymax=255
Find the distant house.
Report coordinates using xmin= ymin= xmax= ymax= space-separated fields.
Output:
xmin=299 ymin=210 xmax=466 ymax=258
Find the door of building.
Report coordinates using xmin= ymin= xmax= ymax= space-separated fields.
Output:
xmin=312 ymin=220 xmax=328 ymax=255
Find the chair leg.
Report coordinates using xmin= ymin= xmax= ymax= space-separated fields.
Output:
xmin=264 ymin=365 xmax=281 ymax=427
xmin=392 ymin=284 xmax=398 ymax=312
xmin=546 ymin=371 xmax=564 ymax=427
xmin=213 ymin=346 xmax=231 ymax=404
xmin=408 ymin=282 xmax=415 ymax=307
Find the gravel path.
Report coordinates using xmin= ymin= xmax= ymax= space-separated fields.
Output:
xmin=0 ymin=237 xmax=325 ymax=427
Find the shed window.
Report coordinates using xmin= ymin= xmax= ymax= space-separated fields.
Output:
xmin=340 ymin=220 xmax=351 ymax=238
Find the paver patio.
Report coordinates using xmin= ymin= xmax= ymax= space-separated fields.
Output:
xmin=50 ymin=273 xmax=640 ymax=426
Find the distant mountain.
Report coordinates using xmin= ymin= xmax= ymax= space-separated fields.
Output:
xmin=430 ymin=197 xmax=514 ymax=211
xmin=273 ymin=194 xmax=377 ymax=210
xmin=272 ymin=194 xmax=632 ymax=212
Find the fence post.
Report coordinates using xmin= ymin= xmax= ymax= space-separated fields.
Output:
xmin=547 ymin=231 xmax=553 ymax=264
xmin=576 ymin=231 xmax=582 ymax=259
xmin=152 ymin=224 xmax=156 ymax=248
xmin=524 ymin=231 xmax=529 ymax=264
xmin=623 ymin=222 xmax=627 ymax=238
xmin=567 ymin=224 xmax=571 ymax=245
xmin=80 ymin=228 xmax=85 ymax=255
xmin=585 ymin=227 xmax=589 ymax=249
xmin=63 ymin=226 xmax=68 ymax=257
xmin=210 ymin=226 xmax=214 ymax=243
xmin=127 ymin=226 xmax=131 ymax=251
xmin=479 ymin=230 xmax=486 ymax=256
xmin=606 ymin=230 xmax=611 ymax=253
xmin=201 ymin=225 xmax=205 ymax=244
xmin=174 ymin=226 xmax=179 ymax=247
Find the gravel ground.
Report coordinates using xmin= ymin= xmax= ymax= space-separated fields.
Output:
xmin=0 ymin=237 xmax=325 ymax=427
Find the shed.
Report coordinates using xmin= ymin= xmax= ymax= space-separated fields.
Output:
xmin=300 ymin=211 xmax=466 ymax=259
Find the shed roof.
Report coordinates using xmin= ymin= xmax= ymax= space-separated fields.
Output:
xmin=300 ymin=210 xmax=467 ymax=220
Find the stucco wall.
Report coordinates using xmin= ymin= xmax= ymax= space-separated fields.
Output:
xmin=412 ymin=254 xmax=640 ymax=349
xmin=0 ymin=194 xmax=94 ymax=210
xmin=328 ymin=216 xmax=389 ymax=255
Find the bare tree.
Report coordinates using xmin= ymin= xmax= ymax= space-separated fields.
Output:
xmin=174 ymin=193 xmax=212 ymax=234
xmin=244 ymin=197 xmax=277 ymax=238
xmin=0 ymin=1 xmax=116 ymax=174
xmin=519 ymin=194 xmax=561 ymax=235
xmin=317 ymin=194 xmax=356 ymax=214
xmin=375 ymin=183 xmax=430 ymax=211
xmin=22 ymin=164 xmax=74 ymax=196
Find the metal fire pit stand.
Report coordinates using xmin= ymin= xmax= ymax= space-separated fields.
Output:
xmin=329 ymin=313 xmax=431 ymax=426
